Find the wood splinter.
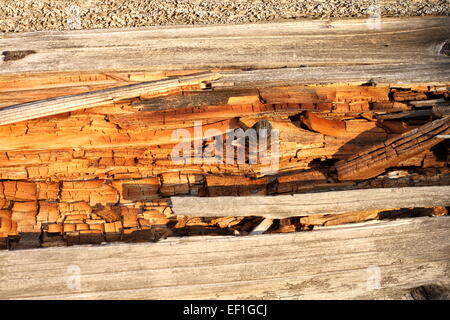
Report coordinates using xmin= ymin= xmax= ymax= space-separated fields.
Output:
xmin=0 ymin=73 xmax=221 ymax=126
xmin=250 ymin=218 xmax=273 ymax=235
xmin=335 ymin=116 xmax=450 ymax=181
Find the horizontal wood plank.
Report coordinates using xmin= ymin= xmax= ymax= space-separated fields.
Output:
xmin=171 ymin=186 xmax=450 ymax=218
xmin=217 ymin=63 xmax=450 ymax=87
xmin=1 ymin=16 xmax=449 ymax=85
xmin=0 ymin=216 xmax=448 ymax=299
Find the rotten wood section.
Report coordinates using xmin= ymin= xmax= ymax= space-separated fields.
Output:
xmin=171 ymin=186 xmax=450 ymax=219
xmin=0 ymin=216 xmax=448 ymax=299
xmin=335 ymin=116 xmax=450 ymax=180
xmin=0 ymin=73 xmax=220 ymax=126
xmin=0 ymin=16 xmax=448 ymax=248
xmin=0 ymin=81 xmax=449 ymax=245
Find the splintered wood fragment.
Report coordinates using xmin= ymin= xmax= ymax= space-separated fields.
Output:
xmin=170 ymin=186 xmax=450 ymax=219
xmin=0 ymin=73 xmax=221 ymax=126
xmin=250 ymin=218 xmax=273 ymax=235
xmin=335 ymin=116 xmax=450 ymax=181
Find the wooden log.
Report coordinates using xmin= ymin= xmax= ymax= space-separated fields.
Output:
xmin=0 ymin=216 xmax=448 ymax=299
xmin=0 ymin=73 xmax=220 ymax=126
xmin=170 ymin=186 xmax=450 ymax=218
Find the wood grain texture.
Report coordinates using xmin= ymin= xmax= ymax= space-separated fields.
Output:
xmin=0 ymin=16 xmax=449 ymax=84
xmin=0 ymin=216 xmax=448 ymax=299
xmin=218 ymin=63 xmax=450 ymax=87
xmin=171 ymin=186 xmax=450 ymax=218
xmin=0 ymin=73 xmax=220 ymax=126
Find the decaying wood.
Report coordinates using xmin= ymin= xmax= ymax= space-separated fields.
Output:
xmin=335 ymin=117 xmax=450 ymax=181
xmin=0 ymin=73 xmax=220 ymax=126
xmin=0 ymin=84 xmax=396 ymax=171
xmin=170 ymin=186 xmax=450 ymax=219
xmin=0 ymin=216 xmax=448 ymax=299
xmin=0 ymin=16 xmax=448 ymax=249
xmin=0 ymin=81 xmax=448 ymax=242
xmin=300 ymin=111 xmax=346 ymax=137
xmin=134 ymin=88 xmax=262 ymax=111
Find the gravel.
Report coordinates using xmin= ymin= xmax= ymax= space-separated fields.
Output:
xmin=0 ymin=0 xmax=449 ymax=33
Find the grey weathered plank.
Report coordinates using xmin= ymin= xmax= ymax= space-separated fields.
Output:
xmin=216 ymin=63 xmax=450 ymax=87
xmin=0 ymin=216 xmax=448 ymax=299
xmin=0 ymin=16 xmax=449 ymax=84
xmin=171 ymin=186 xmax=450 ymax=218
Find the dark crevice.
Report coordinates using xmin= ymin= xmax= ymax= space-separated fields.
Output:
xmin=410 ymin=284 xmax=450 ymax=300
xmin=2 ymin=50 xmax=37 ymax=62
xmin=440 ymin=40 xmax=450 ymax=57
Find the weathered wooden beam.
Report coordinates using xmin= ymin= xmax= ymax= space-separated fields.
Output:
xmin=217 ymin=63 xmax=450 ymax=88
xmin=1 ymin=17 xmax=449 ymax=85
xmin=335 ymin=116 xmax=449 ymax=180
xmin=0 ymin=216 xmax=448 ymax=299
xmin=0 ymin=73 xmax=220 ymax=126
xmin=170 ymin=186 xmax=450 ymax=218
